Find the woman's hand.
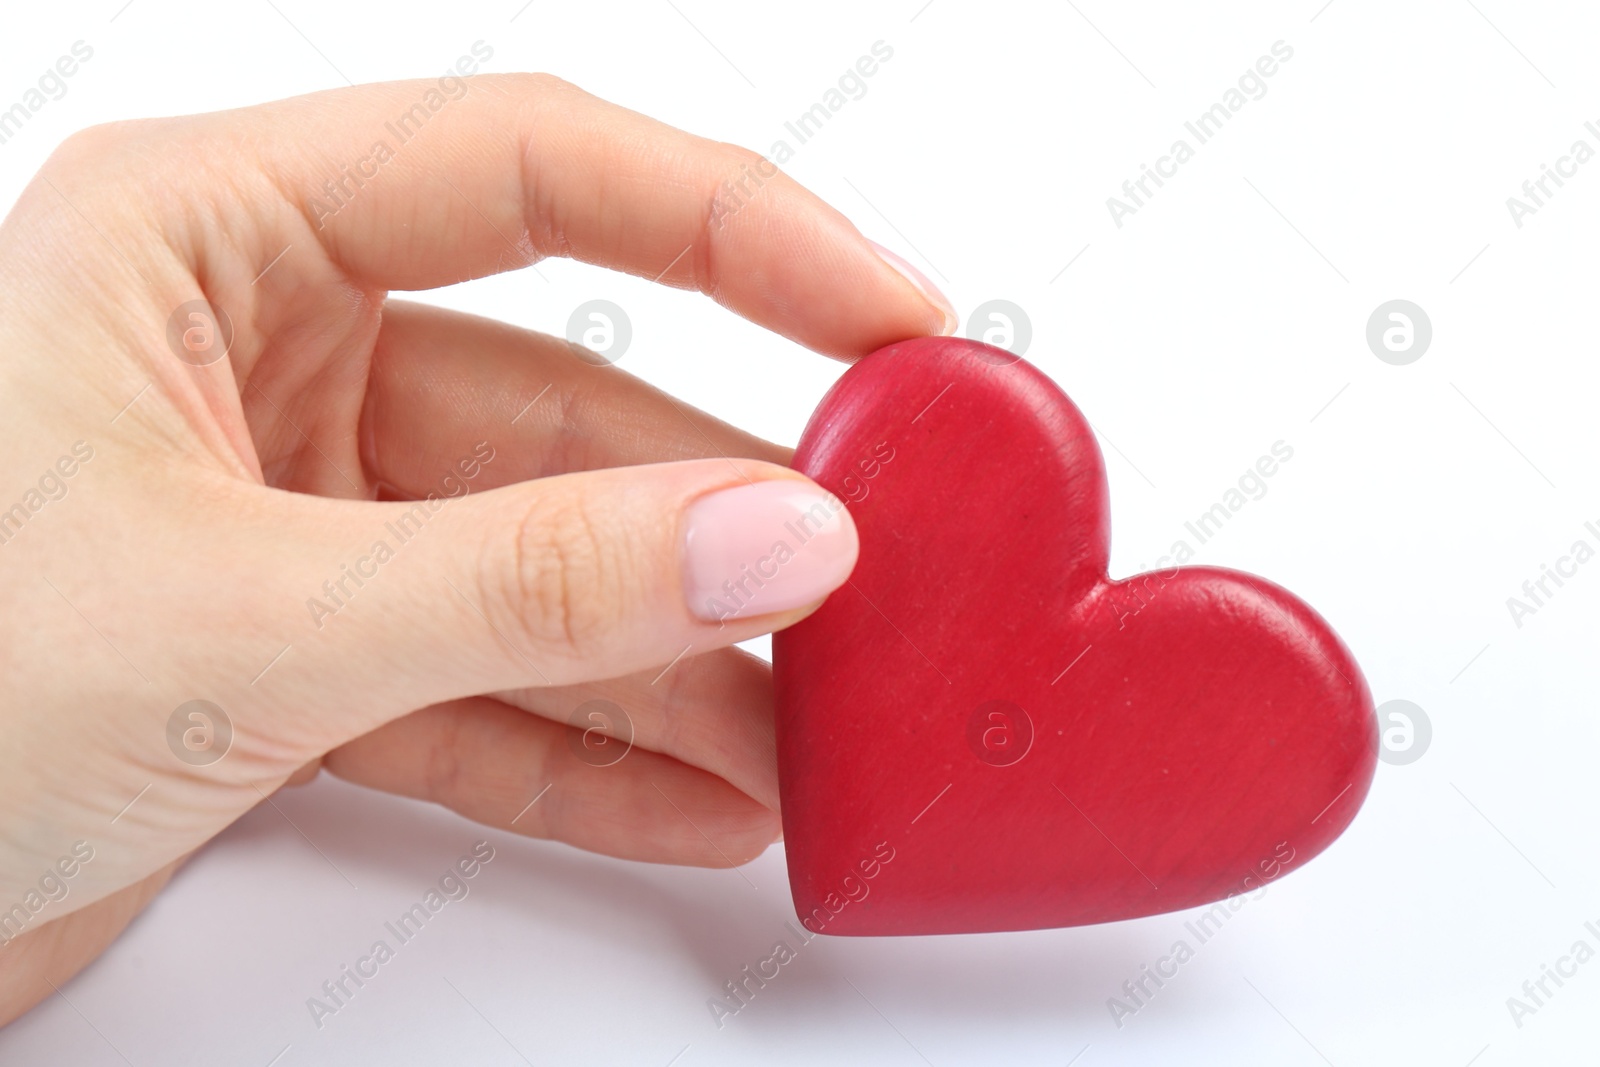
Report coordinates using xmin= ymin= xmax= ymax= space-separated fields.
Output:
xmin=0 ymin=72 xmax=955 ymax=1021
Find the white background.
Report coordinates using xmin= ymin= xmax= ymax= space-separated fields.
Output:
xmin=2 ymin=0 xmax=1598 ymax=1064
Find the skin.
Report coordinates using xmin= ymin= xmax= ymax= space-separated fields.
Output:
xmin=0 ymin=74 xmax=952 ymax=1023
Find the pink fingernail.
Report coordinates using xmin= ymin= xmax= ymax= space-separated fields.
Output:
xmin=868 ymin=240 xmax=959 ymax=336
xmin=683 ymin=481 xmax=859 ymax=623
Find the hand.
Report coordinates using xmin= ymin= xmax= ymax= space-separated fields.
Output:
xmin=0 ymin=72 xmax=956 ymax=1022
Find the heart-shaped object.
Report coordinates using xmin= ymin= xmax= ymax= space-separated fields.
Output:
xmin=773 ymin=337 xmax=1377 ymax=936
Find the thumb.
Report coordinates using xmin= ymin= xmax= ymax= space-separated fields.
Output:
xmin=268 ymin=458 xmax=857 ymax=736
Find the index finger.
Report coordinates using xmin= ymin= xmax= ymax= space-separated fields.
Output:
xmin=176 ymin=73 xmax=956 ymax=360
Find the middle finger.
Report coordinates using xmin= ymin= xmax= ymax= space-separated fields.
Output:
xmin=360 ymin=300 xmax=792 ymax=497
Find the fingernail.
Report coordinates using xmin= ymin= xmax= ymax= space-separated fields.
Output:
xmin=683 ymin=481 xmax=859 ymax=623
xmin=868 ymin=239 xmax=959 ymax=336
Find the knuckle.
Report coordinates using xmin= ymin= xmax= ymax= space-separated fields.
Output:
xmin=494 ymin=492 xmax=616 ymax=661
xmin=41 ymin=119 xmax=224 ymax=230
xmin=719 ymin=143 xmax=766 ymax=170
xmin=525 ymin=71 xmax=578 ymax=94
xmin=712 ymin=143 xmax=784 ymax=190
xmin=46 ymin=120 xmax=162 ymax=175
xmin=510 ymin=71 xmax=585 ymax=103
xmin=52 ymin=121 xmax=130 ymax=159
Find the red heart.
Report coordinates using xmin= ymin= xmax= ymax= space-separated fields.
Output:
xmin=774 ymin=337 xmax=1377 ymax=936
